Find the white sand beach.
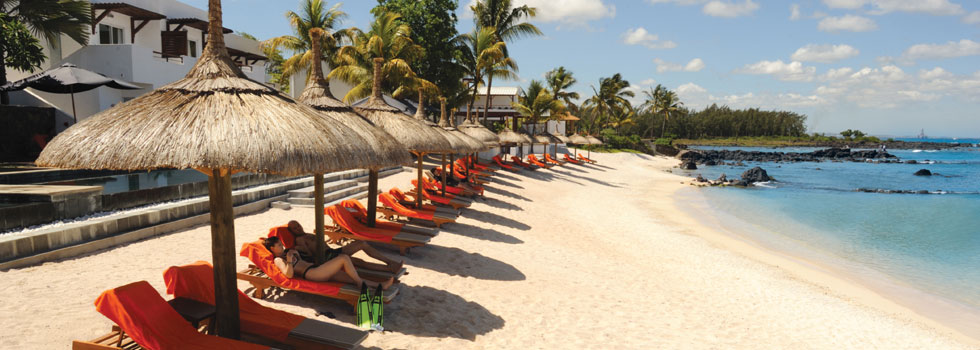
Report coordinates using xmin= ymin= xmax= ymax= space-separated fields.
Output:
xmin=0 ymin=152 xmax=976 ymax=349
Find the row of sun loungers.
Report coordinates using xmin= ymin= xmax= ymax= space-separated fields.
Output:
xmin=74 ymin=152 xmax=593 ymax=349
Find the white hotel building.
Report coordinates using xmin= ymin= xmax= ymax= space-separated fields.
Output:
xmin=7 ymin=0 xmax=268 ymax=131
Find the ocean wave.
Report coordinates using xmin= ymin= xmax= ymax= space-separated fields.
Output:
xmin=753 ymin=181 xmax=777 ymax=188
xmin=912 ymin=150 xmax=923 ymax=153
xmin=854 ymin=188 xmax=980 ymax=195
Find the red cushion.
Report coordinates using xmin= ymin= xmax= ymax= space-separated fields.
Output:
xmin=239 ymin=241 xmax=343 ymax=296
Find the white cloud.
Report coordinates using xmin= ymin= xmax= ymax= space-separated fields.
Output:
xmin=640 ymin=78 xmax=658 ymax=86
xmin=962 ymin=11 xmax=980 ymax=25
xmin=918 ymin=67 xmax=953 ymax=80
xmin=902 ymin=39 xmax=980 ymax=61
xmin=791 ymin=44 xmax=860 ymax=63
xmin=654 ymin=58 xmax=705 ymax=72
xmin=738 ymin=60 xmax=817 ymax=81
xmin=818 ymin=15 xmax=877 ymax=32
xmin=819 ymin=67 xmax=854 ymax=80
xmin=677 ymin=82 xmax=708 ymax=94
xmin=622 ymin=28 xmax=677 ymax=49
xmin=821 ymin=0 xmax=963 ymax=15
xmin=703 ymin=0 xmax=760 ymax=18
xmin=463 ymin=0 xmax=615 ymax=25
xmin=790 ymin=4 xmax=801 ymax=20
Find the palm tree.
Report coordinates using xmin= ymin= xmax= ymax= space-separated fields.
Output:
xmin=545 ymin=66 xmax=579 ymax=109
xmin=654 ymin=86 xmax=682 ymax=138
xmin=1 ymin=0 xmax=91 ymax=104
xmin=512 ymin=80 xmax=560 ymax=153
xmin=582 ymin=74 xmax=633 ymax=134
xmin=472 ymin=0 xmax=542 ymax=123
xmin=329 ymin=10 xmax=424 ymax=102
xmin=640 ymin=85 xmax=664 ymax=138
xmin=262 ymin=0 xmax=348 ymax=83
xmin=455 ymin=26 xmax=513 ymax=123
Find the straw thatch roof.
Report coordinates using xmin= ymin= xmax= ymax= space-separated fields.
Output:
xmin=35 ymin=2 xmax=383 ymax=176
xmin=438 ymin=99 xmax=485 ymax=153
xmin=551 ymin=133 xmax=570 ymax=143
xmin=568 ymin=134 xmax=589 ymax=145
xmin=458 ymin=118 xmax=500 ymax=148
xmin=297 ymin=30 xmax=412 ymax=169
xmin=354 ymin=58 xmax=452 ymax=154
xmin=496 ymin=128 xmax=525 ymax=145
xmin=414 ymin=95 xmax=471 ymax=154
xmin=533 ymin=134 xmax=552 ymax=144
xmin=586 ymin=135 xmax=603 ymax=145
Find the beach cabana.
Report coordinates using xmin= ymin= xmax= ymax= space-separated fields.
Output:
xmin=35 ymin=0 xmax=385 ymax=339
xmin=297 ymin=28 xmax=412 ymax=231
xmin=354 ymin=58 xmax=453 ymax=211
xmin=0 ymin=63 xmax=141 ymax=124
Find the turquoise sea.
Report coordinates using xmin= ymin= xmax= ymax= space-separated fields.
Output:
xmin=676 ymin=139 xmax=980 ymax=338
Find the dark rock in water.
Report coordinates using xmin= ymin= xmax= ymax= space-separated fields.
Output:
xmin=731 ymin=180 xmax=749 ymax=187
xmin=905 ymin=160 xmax=918 ymax=164
xmin=681 ymin=161 xmax=698 ymax=170
xmin=716 ymin=173 xmax=727 ymax=182
xmin=741 ymin=167 xmax=771 ymax=183
xmin=655 ymin=144 xmax=680 ymax=157
xmin=914 ymin=169 xmax=932 ymax=176
xmin=704 ymin=159 xmax=717 ymax=166
xmin=694 ymin=174 xmax=708 ymax=183
xmin=917 ymin=190 xmax=929 ymax=194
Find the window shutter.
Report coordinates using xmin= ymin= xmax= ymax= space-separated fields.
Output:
xmin=160 ymin=31 xmax=188 ymax=57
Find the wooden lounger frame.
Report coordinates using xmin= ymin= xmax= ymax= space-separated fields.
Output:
xmin=325 ymin=224 xmax=429 ymax=255
xmin=406 ymin=189 xmax=470 ymax=210
xmin=73 ymin=326 xmax=143 ymax=350
xmin=237 ymin=265 xmax=401 ymax=310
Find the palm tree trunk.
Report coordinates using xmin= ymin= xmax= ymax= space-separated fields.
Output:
xmin=0 ymin=50 xmax=8 ymax=105
xmin=660 ymin=112 xmax=668 ymax=138
xmin=482 ymin=74 xmax=494 ymax=125
xmin=466 ymin=81 xmax=478 ymax=123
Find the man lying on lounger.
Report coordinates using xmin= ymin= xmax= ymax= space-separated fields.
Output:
xmin=286 ymin=220 xmax=404 ymax=273
xmin=263 ymin=236 xmax=394 ymax=290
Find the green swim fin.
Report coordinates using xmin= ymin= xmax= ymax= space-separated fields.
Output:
xmin=356 ymin=282 xmax=372 ymax=329
xmin=370 ymin=284 xmax=384 ymax=331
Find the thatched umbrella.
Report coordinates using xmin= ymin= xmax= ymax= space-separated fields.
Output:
xmin=414 ymin=90 xmax=467 ymax=197
xmin=586 ymin=135 xmax=603 ymax=159
xmin=533 ymin=133 xmax=554 ymax=157
xmin=497 ymin=128 xmax=525 ymax=159
xmin=298 ymin=28 xmax=412 ymax=229
xmin=355 ymin=58 xmax=452 ymax=209
xmin=569 ymin=133 xmax=589 ymax=158
xmin=458 ymin=114 xmax=500 ymax=149
xmin=437 ymin=97 xmax=484 ymax=195
xmin=34 ymin=0 xmax=382 ymax=339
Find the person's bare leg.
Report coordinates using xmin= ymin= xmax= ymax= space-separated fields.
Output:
xmin=350 ymin=256 xmax=389 ymax=271
xmin=305 ymin=255 xmax=393 ymax=289
xmin=342 ymin=241 xmax=403 ymax=272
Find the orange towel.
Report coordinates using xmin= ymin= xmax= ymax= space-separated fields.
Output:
xmin=163 ymin=261 xmax=304 ymax=342
xmin=267 ymin=225 xmax=294 ymax=249
xmin=240 ymin=241 xmax=344 ymax=296
xmin=337 ymin=199 xmax=405 ymax=232
xmin=94 ymin=281 xmax=268 ymax=350
xmin=326 ymin=205 xmax=396 ymax=242
xmin=379 ymin=193 xmax=436 ymax=220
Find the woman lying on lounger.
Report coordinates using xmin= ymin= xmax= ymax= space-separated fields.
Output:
xmin=263 ymin=236 xmax=394 ymax=290
xmin=285 ymin=220 xmax=404 ymax=273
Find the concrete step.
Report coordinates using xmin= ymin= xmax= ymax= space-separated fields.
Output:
xmin=287 ymin=179 xmax=358 ymax=199
xmin=289 ymin=183 xmax=368 ymax=207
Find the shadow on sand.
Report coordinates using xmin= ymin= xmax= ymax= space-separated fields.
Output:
xmin=463 ymin=208 xmax=532 ymax=231
xmin=484 ymin=185 xmax=531 ymax=202
xmin=408 ymin=244 xmax=526 ymax=281
xmin=444 ymin=221 xmax=524 ymax=244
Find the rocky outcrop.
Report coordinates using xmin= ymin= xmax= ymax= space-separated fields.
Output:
xmin=681 ymin=161 xmax=698 ymax=170
xmin=741 ymin=167 xmax=771 ymax=183
xmin=679 ymin=147 xmax=899 ymax=165
xmin=914 ymin=169 xmax=932 ymax=176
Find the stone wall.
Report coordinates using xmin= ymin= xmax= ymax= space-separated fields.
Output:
xmin=0 ymin=106 xmax=56 ymax=162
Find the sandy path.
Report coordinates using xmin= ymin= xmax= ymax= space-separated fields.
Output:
xmin=0 ymin=152 xmax=975 ymax=349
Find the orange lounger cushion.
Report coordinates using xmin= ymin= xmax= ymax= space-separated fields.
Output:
xmin=379 ymin=193 xmax=435 ymax=220
xmin=164 ymin=261 xmax=304 ymax=342
xmin=326 ymin=205 xmax=396 ymax=242
xmin=94 ymin=281 xmax=268 ymax=350
xmin=493 ymin=155 xmax=516 ymax=170
xmin=267 ymin=225 xmax=295 ymax=249
xmin=528 ymin=155 xmax=549 ymax=167
xmin=338 ymin=199 xmax=406 ymax=232
xmin=563 ymin=154 xmax=582 ymax=164
xmin=240 ymin=241 xmax=344 ymax=296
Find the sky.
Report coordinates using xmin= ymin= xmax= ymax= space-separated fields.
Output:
xmin=185 ymin=0 xmax=980 ymax=138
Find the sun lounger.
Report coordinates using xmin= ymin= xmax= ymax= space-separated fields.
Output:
xmin=562 ymin=153 xmax=583 ymax=164
xmin=412 ymin=179 xmax=475 ymax=204
xmin=378 ymin=193 xmax=456 ymax=228
xmin=510 ymin=156 xmax=538 ymax=170
xmin=338 ymin=199 xmax=440 ymax=236
xmin=577 ymin=154 xmax=597 ymax=163
xmin=407 ymin=186 xmax=472 ymax=210
xmin=455 ymin=160 xmax=493 ymax=178
xmin=388 ymin=187 xmax=458 ymax=216
xmin=544 ymin=154 xmax=564 ymax=165
xmin=424 ymin=170 xmax=482 ymax=197
xmin=165 ymin=261 xmax=368 ymax=350
xmin=239 ymin=241 xmax=401 ymax=307
xmin=527 ymin=154 xmax=552 ymax=168
xmin=265 ymin=225 xmax=409 ymax=281
xmin=465 ymin=156 xmax=496 ymax=172
xmin=492 ymin=155 xmax=518 ymax=171
xmin=325 ymin=205 xmax=430 ymax=255
xmin=74 ymin=280 xmax=273 ymax=350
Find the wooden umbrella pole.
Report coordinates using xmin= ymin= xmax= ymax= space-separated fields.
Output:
xmin=440 ymin=154 xmax=446 ymax=197
xmin=313 ymin=173 xmax=325 ymax=265
xmin=416 ymin=152 xmax=424 ymax=209
xmin=366 ymin=169 xmax=379 ymax=227
xmin=207 ymin=168 xmax=240 ymax=339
